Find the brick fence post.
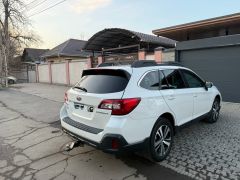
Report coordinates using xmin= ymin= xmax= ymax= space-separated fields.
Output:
xmin=48 ymin=61 xmax=52 ymax=84
xmin=36 ymin=64 xmax=39 ymax=83
xmin=66 ymin=60 xmax=71 ymax=85
xmin=86 ymin=56 xmax=93 ymax=69
xmin=138 ymin=48 xmax=146 ymax=60
xmin=155 ymin=47 xmax=164 ymax=63
xmin=98 ymin=55 xmax=104 ymax=65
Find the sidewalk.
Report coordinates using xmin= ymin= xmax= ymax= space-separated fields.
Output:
xmin=11 ymin=83 xmax=69 ymax=102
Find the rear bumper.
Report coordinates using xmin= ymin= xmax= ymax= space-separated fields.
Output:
xmin=60 ymin=104 xmax=150 ymax=153
xmin=62 ymin=127 xmax=149 ymax=153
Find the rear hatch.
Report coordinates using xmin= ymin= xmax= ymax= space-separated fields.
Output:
xmin=66 ymin=68 xmax=131 ymax=130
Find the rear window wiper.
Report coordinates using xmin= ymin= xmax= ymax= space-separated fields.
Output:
xmin=73 ymin=86 xmax=87 ymax=92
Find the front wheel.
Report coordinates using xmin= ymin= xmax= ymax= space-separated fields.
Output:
xmin=206 ymin=98 xmax=220 ymax=123
xmin=149 ymin=118 xmax=174 ymax=162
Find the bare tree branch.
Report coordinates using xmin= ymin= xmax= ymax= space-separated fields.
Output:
xmin=0 ymin=0 xmax=39 ymax=87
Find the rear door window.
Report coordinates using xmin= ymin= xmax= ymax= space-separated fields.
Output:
xmin=140 ymin=71 xmax=160 ymax=90
xmin=74 ymin=69 xmax=130 ymax=94
xmin=159 ymin=71 xmax=169 ymax=89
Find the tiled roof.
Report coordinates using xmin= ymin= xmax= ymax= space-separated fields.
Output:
xmin=42 ymin=39 xmax=92 ymax=58
xmin=23 ymin=48 xmax=49 ymax=61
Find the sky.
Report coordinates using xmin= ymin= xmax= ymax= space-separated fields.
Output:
xmin=23 ymin=0 xmax=240 ymax=49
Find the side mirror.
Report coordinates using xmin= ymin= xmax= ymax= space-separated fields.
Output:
xmin=205 ymin=81 xmax=213 ymax=90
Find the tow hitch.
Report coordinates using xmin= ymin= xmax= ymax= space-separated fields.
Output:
xmin=64 ymin=140 xmax=84 ymax=151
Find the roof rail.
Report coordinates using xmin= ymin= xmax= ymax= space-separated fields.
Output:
xmin=131 ymin=60 xmax=157 ymax=68
xmin=159 ymin=61 xmax=183 ymax=66
xmin=131 ymin=60 xmax=183 ymax=68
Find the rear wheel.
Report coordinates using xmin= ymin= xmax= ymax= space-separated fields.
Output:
xmin=206 ymin=98 xmax=220 ymax=123
xmin=149 ymin=118 xmax=173 ymax=162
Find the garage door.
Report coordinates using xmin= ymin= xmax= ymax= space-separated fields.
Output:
xmin=179 ymin=46 xmax=240 ymax=103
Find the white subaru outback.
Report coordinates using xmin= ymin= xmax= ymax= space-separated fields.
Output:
xmin=60 ymin=61 xmax=221 ymax=161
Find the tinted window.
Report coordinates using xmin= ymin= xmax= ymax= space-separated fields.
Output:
xmin=74 ymin=69 xmax=130 ymax=94
xmin=163 ymin=69 xmax=186 ymax=89
xmin=159 ymin=71 xmax=169 ymax=89
xmin=140 ymin=71 xmax=159 ymax=90
xmin=181 ymin=70 xmax=204 ymax=88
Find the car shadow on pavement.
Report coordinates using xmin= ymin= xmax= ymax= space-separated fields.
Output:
xmin=117 ymin=152 xmax=193 ymax=180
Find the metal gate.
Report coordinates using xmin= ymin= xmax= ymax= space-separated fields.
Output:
xmin=176 ymin=35 xmax=240 ymax=103
xmin=104 ymin=53 xmax=138 ymax=65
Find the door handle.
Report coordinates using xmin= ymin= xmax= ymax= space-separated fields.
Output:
xmin=193 ymin=95 xmax=198 ymax=98
xmin=168 ymin=95 xmax=175 ymax=100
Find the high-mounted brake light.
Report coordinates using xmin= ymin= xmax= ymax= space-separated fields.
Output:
xmin=98 ymin=98 xmax=141 ymax=115
xmin=64 ymin=92 xmax=68 ymax=103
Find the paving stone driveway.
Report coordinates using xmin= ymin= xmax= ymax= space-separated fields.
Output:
xmin=160 ymin=102 xmax=240 ymax=180
xmin=1 ymin=83 xmax=240 ymax=180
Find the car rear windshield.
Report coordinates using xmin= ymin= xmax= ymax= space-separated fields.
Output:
xmin=74 ymin=69 xmax=131 ymax=94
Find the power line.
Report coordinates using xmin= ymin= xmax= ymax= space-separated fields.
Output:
xmin=20 ymin=0 xmax=41 ymax=11
xmin=27 ymin=0 xmax=50 ymax=11
xmin=21 ymin=0 xmax=51 ymax=12
xmin=25 ymin=0 xmax=41 ymax=7
xmin=28 ymin=0 xmax=67 ymax=18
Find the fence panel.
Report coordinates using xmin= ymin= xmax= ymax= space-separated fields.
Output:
xmin=162 ymin=49 xmax=175 ymax=62
xmin=146 ymin=54 xmax=154 ymax=60
xmin=28 ymin=70 xmax=36 ymax=83
xmin=38 ymin=64 xmax=49 ymax=83
xmin=51 ymin=63 xmax=66 ymax=84
xmin=69 ymin=60 xmax=86 ymax=85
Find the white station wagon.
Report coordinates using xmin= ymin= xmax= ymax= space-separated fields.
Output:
xmin=60 ymin=61 xmax=221 ymax=161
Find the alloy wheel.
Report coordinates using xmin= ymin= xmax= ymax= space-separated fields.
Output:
xmin=212 ymin=100 xmax=220 ymax=121
xmin=154 ymin=125 xmax=172 ymax=157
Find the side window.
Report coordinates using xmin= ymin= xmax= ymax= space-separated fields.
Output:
xmin=181 ymin=70 xmax=205 ymax=88
xmin=140 ymin=71 xmax=159 ymax=90
xmin=159 ymin=71 xmax=169 ymax=89
xmin=162 ymin=69 xmax=186 ymax=89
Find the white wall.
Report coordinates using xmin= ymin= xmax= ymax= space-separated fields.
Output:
xmin=51 ymin=63 xmax=66 ymax=84
xmin=69 ymin=60 xmax=86 ymax=85
xmin=38 ymin=64 xmax=49 ymax=83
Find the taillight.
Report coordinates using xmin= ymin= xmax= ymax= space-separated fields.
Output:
xmin=64 ymin=92 xmax=68 ymax=103
xmin=98 ymin=98 xmax=141 ymax=115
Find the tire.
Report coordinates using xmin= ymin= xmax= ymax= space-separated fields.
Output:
xmin=8 ymin=79 xmax=15 ymax=84
xmin=205 ymin=98 xmax=220 ymax=123
xmin=149 ymin=118 xmax=174 ymax=162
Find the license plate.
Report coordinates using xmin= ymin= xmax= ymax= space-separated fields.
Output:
xmin=74 ymin=102 xmax=94 ymax=112
xmin=74 ymin=102 xmax=84 ymax=110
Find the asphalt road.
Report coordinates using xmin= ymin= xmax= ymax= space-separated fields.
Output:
xmin=0 ymin=88 xmax=191 ymax=180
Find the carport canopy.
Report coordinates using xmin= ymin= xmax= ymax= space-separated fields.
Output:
xmin=84 ymin=28 xmax=176 ymax=53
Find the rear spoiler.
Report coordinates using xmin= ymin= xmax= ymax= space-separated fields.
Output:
xmin=82 ymin=69 xmax=131 ymax=80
